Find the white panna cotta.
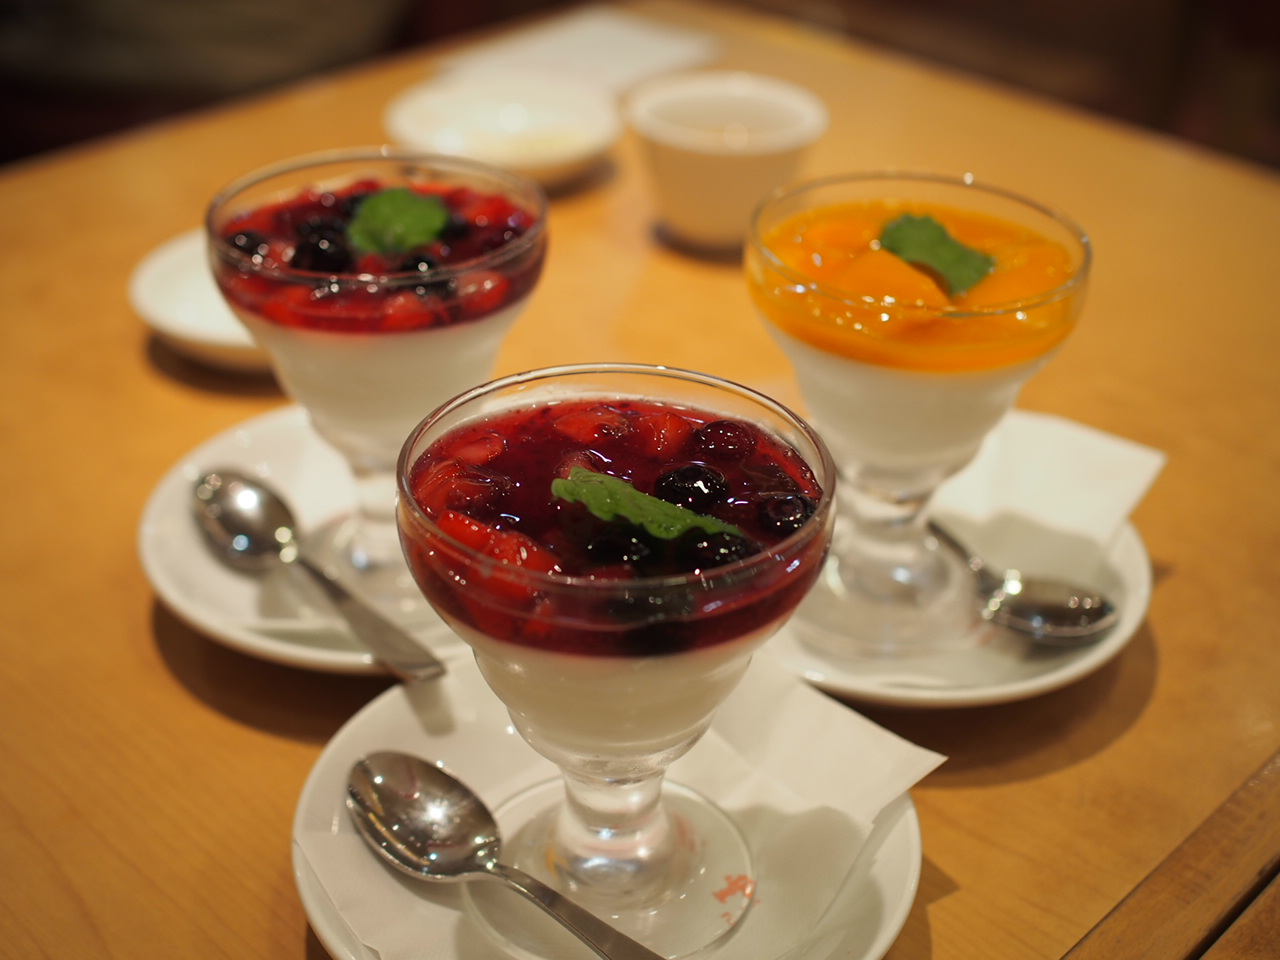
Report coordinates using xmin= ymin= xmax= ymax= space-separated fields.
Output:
xmin=234 ymin=295 xmax=528 ymax=472
xmin=767 ymin=323 xmax=1050 ymax=488
xmin=459 ymin=621 xmax=778 ymax=768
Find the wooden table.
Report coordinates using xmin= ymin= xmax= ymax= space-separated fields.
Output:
xmin=3 ymin=1 xmax=1278 ymax=958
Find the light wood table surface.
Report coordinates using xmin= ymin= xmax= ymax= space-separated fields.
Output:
xmin=3 ymin=2 xmax=1279 ymax=958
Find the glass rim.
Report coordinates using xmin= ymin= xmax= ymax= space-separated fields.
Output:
xmin=625 ymin=70 xmax=829 ymax=155
xmin=747 ymin=170 xmax=1092 ymax=317
xmin=205 ymin=145 xmax=549 ymax=282
xmin=396 ymin=361 xmax=837 ymax=591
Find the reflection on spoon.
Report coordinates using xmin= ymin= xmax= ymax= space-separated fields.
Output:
xmin=927 ymin=521 xmax=1119 ymax=645
xmin=346 ymin=751 xmax=667 ymax=960
xmin=191 ymin=469 xmax=447 ymax=681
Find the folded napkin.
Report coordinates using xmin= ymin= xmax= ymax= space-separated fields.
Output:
xmin=440 ymin=6 xmax=719 ymax=93
xmin=932 ymin=410 xmax=1166 ymax=582
xmin=294 ymin=648 xmax=944 ymax=960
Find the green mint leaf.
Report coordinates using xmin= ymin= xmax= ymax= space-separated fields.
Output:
xmin=345 ymin=188 xmax=448 ymax=256
xmin=880 ymin=213 xmax=995 ymax=295
xmin=551 ymin=467 xmax=745 ymax=541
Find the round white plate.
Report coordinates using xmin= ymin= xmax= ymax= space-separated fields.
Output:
xmin=775 ymin=521 xmax=1151 ymax=708
xmin=137 ymin=405 xmax=467 ymax=674
xmin=384 ymin=70 xmax=621 ymax=188
xmin=291 ymin=661 xmax=923 ymax=960
xmin=129 ymin=228 xmax=271 ymax=373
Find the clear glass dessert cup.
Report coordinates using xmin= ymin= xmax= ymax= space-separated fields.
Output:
xmin=396 ymin=363 xmax=836 ymax=959
xmin=746 ymin=172 xmax=1091 ymax=659
xmin=205 ymin=147 xmax=547 ymax=616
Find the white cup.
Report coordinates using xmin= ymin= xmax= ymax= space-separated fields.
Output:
xmin=626 ymin=70 xmax=828 ymax=253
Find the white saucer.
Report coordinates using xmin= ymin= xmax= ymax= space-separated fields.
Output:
xmin=291 ymin=653 xmax=923 ymax=960
xmin=129 ymin=228 xmax=271 ymax=373
xmin=771 ymin=406 xmax=1161 ymax=708
xmin=384 ymin=71 xmax=622 ymax=188
xmin=137 ymin=404 xmax=468 ymax=673
xmin=774 ymin=519 xmax=1150 ymax=708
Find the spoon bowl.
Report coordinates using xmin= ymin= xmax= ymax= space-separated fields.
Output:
xmin=927 ymin=521 xmax=1119 ymax=645
xmin=191 ymin=469 xmax=447 ymax=681
xmin=346 ymin=751 xmax=667 ymax=960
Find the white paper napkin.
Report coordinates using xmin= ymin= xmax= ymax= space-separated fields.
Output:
xmin=294 ymin=648 xmax=944 ymax=960
xmin=933 ymin=410 xmax=1166 ymax=581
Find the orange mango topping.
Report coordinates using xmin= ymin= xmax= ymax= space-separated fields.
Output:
xmin=749 ymin=200 xmax=1083 ymax=372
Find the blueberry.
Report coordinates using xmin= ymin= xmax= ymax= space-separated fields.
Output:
xmin=403 ymin=251 xmax=439 ymax=273
xmin=616 ymin=622 xmax=694 ymax=656
xmin=291 ymin=218 xmax=351 ymax=272
xmin=689 ymin=420 xmax=756 ymax=462
xmin=339 ymin=190 xmax=374 ymax=219
xmin=757 ymin=493 xmax=817 ymax=534
xmin=402 ymin=251 xmax=458 ymax=298
xmin=439 ymin=212 xmax=470 ymax=241
xmin=653 ymin=465 xmax=729 ymax=512
xmin=587 ymin=527 xmax=654 ymax=566
xmin=675 ymin=530 xmax=761 ymax=571
xmin=609 ymin=590 xmax=697 ymax=655
xmin=229 ymin=229 xmax=269 ymax=263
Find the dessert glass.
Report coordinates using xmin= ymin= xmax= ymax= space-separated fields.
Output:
xmin=396 ymin=363 xmax=835 ymax=958
xmin=746 ymin=173 xmax=1091 ymax=658
xmin=206 ymin=148 xmax=546 ymax=613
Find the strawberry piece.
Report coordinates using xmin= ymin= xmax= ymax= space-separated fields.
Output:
xmin=380 ymin=291 xmax=442 ymax=332
xmin=457 ymin=270 xmax=511 ymax=319
xmin=356 ymin=252 xmax=396 ymax=275
xmin=261 ymin=285 xmax=316 ymax=328
xmin=552 ymin=406 xmax=631 ymax=444
xmin=447 ymin=431 xmax=506 ymax=465
xmin=636 ymin=411 xmax=695 ymax=459
xmin=553 ymin=450 xmax=606 ymax=479
xmin=434 ymin=510 xmax=561 ymax=605
xmin=411 ymin=461 xmax=500 ymax=515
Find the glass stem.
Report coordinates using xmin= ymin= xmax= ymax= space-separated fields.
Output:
xmin=347 ymin=466 xmax=402 ymax=571
xmin=553 ymin=769 xmax=675 ymax=901
xmin=842 ymin=484 xmax=944 ymax=601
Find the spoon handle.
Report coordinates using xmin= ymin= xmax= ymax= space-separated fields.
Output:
xmin=487 ymin=862 xmax=669 ymax=960
xmin=295 ymin=557 xmax=448 ymax=682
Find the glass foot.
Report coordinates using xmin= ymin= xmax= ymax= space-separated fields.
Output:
xmin=464 ymin=779 xmax=756 ymax=960
xmin=794 ymin=541 xmax=983 ymax=660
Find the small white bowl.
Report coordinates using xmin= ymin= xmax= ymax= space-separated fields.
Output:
xmin=383 ymin=71 xmax=621 ymax=187
xmin=626 ymin=70 xmax=828 ymax=251
xmin=129 ymin=228 xmax=271 ymax=373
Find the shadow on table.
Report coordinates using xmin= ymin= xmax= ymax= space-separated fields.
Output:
xmin=305 ymin=926 xmax=337 ymax=960
xmin=143 ymin=336 xmax=281 ymax=396
xmin=855 ymin=622 xmax=1159 ymax=788
xmin=151 ymin=601 xmax=394 ymax=743
xmin=884 ymin=853 xmax=954 ymax=959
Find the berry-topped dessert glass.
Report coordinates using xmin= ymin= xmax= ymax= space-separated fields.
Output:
xmin=397 ymin=364 xmax=835 ymax=959
xmin=746 ymin=173 xmax=1090 ymax=658
xmin=206 ymin=148 xmax=546 ymax=614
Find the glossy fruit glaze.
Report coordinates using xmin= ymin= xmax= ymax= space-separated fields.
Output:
xmin=399 ymin=398 xmax=829 ymax=657
xmin=212 ymin=179 xmax=543 ymax=334
xmin=749 ymin=199 xmax=1081 ymax=372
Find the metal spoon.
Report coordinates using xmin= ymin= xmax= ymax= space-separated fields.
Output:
xmin=192 ymin=469 xmax=446 ymax=681
xmin=927 ymin=520 xmax=1119 ymax=645
xmin=347 ymin=751 xmax=667 ymax=960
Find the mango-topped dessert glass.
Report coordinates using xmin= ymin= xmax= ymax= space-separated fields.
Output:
xmin=397 ymin=364 xmax=835 ymax=958
xmin=206 ymin=148 xmax=546 ymax=614
xmin=746 ymin=173 xmax=1090 ymax=658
